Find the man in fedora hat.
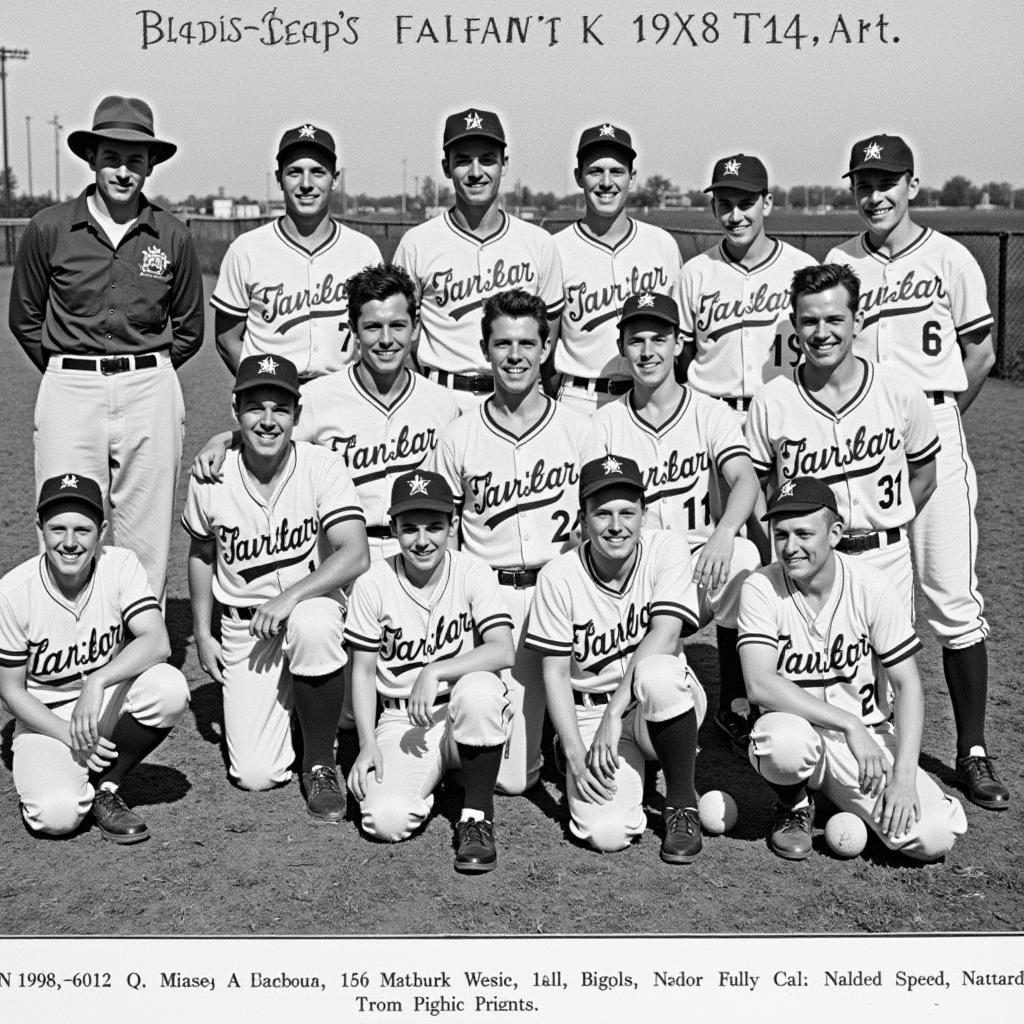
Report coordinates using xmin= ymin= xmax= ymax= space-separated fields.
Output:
xmin=9 ymin=94 xmax=204 ymax=604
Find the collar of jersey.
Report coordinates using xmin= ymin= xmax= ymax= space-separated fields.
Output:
xmin=350 ymin=364 xmax=414 ymax=414
xmin=238 ymin=442 xmax=298 ymax=509
xmin=274 ymin=216 xmax=340 ymax=259
xmin=396 ymin=548 xmax=453 ymax=611
xmin=782 ymin=553 xmax=846 ymax=655
xmin=444 ymin=208 xmax=509 ymax=246
xmin=573 ymin=217 xmax=637 ymax=254
xmin=37 ymin=551 xmax=98 ymax=616
xmin=581 ymin=538 xmax=643 ymax=597
xmin=627 ymin=385 xmax=690 ymax=436
xmin=861 ymin=225 xmax=930 ymax=264
xmin=795 ymin=357 xmax=873 ymax=420
xmin=480 ymin=394 xmax=555 ymax=444
xmin=718 ymin=236 xmax=781 ymax=275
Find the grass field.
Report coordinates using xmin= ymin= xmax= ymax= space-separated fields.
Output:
xmin=0 ymin=268 xmax=1022 ymax=936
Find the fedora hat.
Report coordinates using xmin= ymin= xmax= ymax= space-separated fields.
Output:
xmin=67 ymin=95 xmax=177 ymax=164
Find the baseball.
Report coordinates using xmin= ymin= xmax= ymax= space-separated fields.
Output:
xmin=824 ymin=812 xmax=868 ymax=858
xmin=698 ymin=790 xmax=738 ymax=834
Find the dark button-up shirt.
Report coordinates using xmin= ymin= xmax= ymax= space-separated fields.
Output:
xmin=8 ymin=186 xmax=205 ymax=370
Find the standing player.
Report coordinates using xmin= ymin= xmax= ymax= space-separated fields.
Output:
xmin=211 ymin=123 xmax=382 ymax=378
xmin=394 ymin=107 xmax=563 ymax=410
xmin=526 ymin=456 xmax=707 ymax=861
xmin=738 ymin=476 xmax=967 ymax=862
xmin=9 ymin=95 xmax=204 ymax=602
xmin=827 ymin=134 xmax=1008 ymax=810
xmin=593 ymin=291 xmax=762 ymax=753
xmin=429 ymin=290 xmax=603 ymax=794
xmin=345 ymin=471 xmax=515 ymax=872
xmin=0 ymin=474 xmax=189 ymax=843
xmin=746 ymin=264 xmax=939 ymax=612
xmin=553 ymin=123 xmax=684 ymax=414
xmin=183 ymin=356 xmax=369 ymax=818
xmin=680 ymin=154 xmax=815 ymax=416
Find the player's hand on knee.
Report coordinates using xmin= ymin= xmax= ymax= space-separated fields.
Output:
xmin=69 ymin=680 xmax=105 ymax=753
xmin=191 ymin=438 xmax=229 ymax=482
xmin=693 ymin=532 xmax=733 ymax=593
xmin=348 ymin=742 xmax=384 ymax=802
xmin=81 ymin=736 xmax=118 ymax=773
xmin=196 ymin=634 xmax=226 ymax=684
xmin=570 ymin=757 xmax=616 ymax=805
xmin=408 ymin=665 xmax=442 ymax=728
xmin=586 ymin=712 xmax=622 ymax=783
xmin=874 ymin=778 xmax=920 ymax=840
xmin=847 ymin=724 xmax=887 ymax=797
xmin=250 ymin=594 xmax=297 ymax=640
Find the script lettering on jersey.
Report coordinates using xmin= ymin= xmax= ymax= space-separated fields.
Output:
xmin=30 ymin=622 xmax=125 ymax=681
xmin=778 ymin=426 xmax=900 ymax=484
xmin=858 ymin=269 xmax=946 ymax=326
xmin=466 ymin=459 xmax=579 ymax=528
xmin=430 ymin=260 xmax=536 ymax=321
xmin=328 ymin=426 xmax=437 ymax=484
xmin=256 ymin=272 xmax=348 ymax=335
xmin=695 ymin=284 xmax=789 ymax=340
xmin=572 ymin=602 xmax=651 ymax=672
xmin=564 ymin=265 xmax=671 ymax=333
xmin=776 ymin=631 xmax=871 ymax=679
xmin=219 ymin=516 xmax=319 ymax=582
xmin=379 ymin=611 xmax=476 ymax=671
xmin=642 ymin=448 xmax=710 ymax=499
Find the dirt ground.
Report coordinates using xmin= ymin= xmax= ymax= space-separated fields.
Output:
xmin=0 ymin=268 xmax=1022 ymax=935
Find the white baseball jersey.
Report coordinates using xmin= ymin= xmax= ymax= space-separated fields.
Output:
xmin=592 ymin=386 xmax=749 ymax=542
xmin=526 ymin=530 xmax=700 ymax=694
xmin=0 ymin=546 xmax=159 ymax=706
xmin=827 ymin=228 xmax=994 ymax=394
xmin=297 ymin=366 xmax=461 ymax=532
xmin=737 ymin=553 xmax=922 ymax=726
xmin=681 ymin=239 xmax=817 ymax=399
xmin=428 ymin=397 xmax=603 ymax=568
xmin=553 ymin=219 xmax=684 ymax=379
xmin=181 ymin=441 xmax=364 ymax=606
xmin=211 ymin=218 xmax=383 ymax=378
xmin=394 ymin=210 xmax=564 ymax=374
xmin=746 ymin=359 xmax=940 ymax=532
xmin=343 ymin=549 xmax=513 ymax=701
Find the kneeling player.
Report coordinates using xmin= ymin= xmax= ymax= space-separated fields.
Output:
xmin=183 ymin=355 xmax=369 ymax=819
xmin=344 ymin=471 xmax=515 ymax=872
xmin=0 ymin=475 xmax=189 ymax=843
xmin=738 ymin=477 xmax=967 ymax=862
xmin=526 ymin=456 xmax=707 ymax=862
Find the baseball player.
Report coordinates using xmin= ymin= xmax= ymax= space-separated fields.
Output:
xmin=745 ymin=263 xmax=939 ymax=613
xmin=738 ymin=476 xmax=967 ymax=861
xmin=826 ymin=134 xmax=1008 ymax=810
xmin=680 ymin=154 xmax=816 ymax=417
xmin=183 ymin=355 xmax=369 ymax=819
xmin=553 ymin=123 xmax=684 ymax=414
xmin=0 ymin=474 xmax=189 ymax=843
xmin=394 ymin=107 xmax=563 ymax=411
xmin=526 ymin=455 xmax=708 ymax=861
xmin=428 ymin=289 xmax=603 ymax=795
xmin=211 ymin=123 xmax=382 ymax=379
xmin=592 ymin=291 xmax=762 ymax=754
xmin=8 ymin=95 xmax=204 ymax=602
xmin=345 ymin=471 xmax=515 ymax=872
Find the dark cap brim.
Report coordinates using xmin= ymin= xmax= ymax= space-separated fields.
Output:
xmin=577 ymin=139 xmax=637 ymax=161
xmin=444 ymin=130 xmax=506 ymax=149
xmin=37 ymin=493 xmax=105 ymax=521
xmin=618 ymin=310 xmax=679 ymax=329
xmin=842 ymin=162 xmax=912 ymax=179
xmin=580 ymin=479 xmax=645 ymax=502
xmin=761 ymin=501 xmax=838 ymax=522
xmin=388 ymin=498 xmax=456 ymax=518
xmin=67 ymin=129 xmax=177 ymax=165
xmin=704 ymin=178 xmax=766 ymax=193
xmin=233 ymin=379 xmax=302 ymax=398
xmin=277 ymin=141 xmax=337 ymax=168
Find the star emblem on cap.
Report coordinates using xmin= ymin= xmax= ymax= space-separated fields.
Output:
xmin=637 ymin=292 xmax=656 ymax=308
xmin=60 ymin=474 xmax=79 ymax=490
xmin=298 ymin=124 xmax=316 ymax=139
xmin=599 ymin=124 xmax=616 ymax=137
xmin=864 ymin=141 xmax=883 ymax=161
xmin=779 ymin=481 xmax=796 ymax=498
xmin=408 ymin=474 xmax=430 ymax=496
xmin=258 ymin=356 xmax=279 ymax=375
xmin=602 ymin=457 xmax=622 ymax=476
xmin=724 ymin=159 xmax=741 ymax=176
xmin=465 ymin=111 xmax=483 ymax=130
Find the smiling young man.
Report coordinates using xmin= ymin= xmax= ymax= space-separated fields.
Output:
xmin=9 ymin=95 xmax=204 ymax=604
xmin=344 ymin=471 xmax=515 ymax=872
xmin=0 ymin=474 xmax=189 ymax=844
xmin=825 ymin=135 xmax=1007 ymax=811
xmin=552 ymin=123 xmax=684 ymax=414
xmin=394 ymin=108 xmax=563 ymax=410
xmin=183 ymin=355 xmax=369 ymax=819
xmin=738 ymin=476 xmax=967 ymax=862
xmin=210 ymin=123 xmax=382 ymax=378
xmin=526 ymin=455 xmax=708 ymax=861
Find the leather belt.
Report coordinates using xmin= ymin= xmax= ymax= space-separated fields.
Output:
xmin=574 ymin=690 xmax=612 ymax=707
xmin=837 ymin=527 xmax=903 ymax=554
xmin=56 ymin=353 xmax=160 ymax=374
xmin=927 ymin=391 xmax=950 ymax=405
xmin=224 ymin=605 xmax=257 ymax=622
xmin=566 ymin=375 xmax=631 ymax=396
xmin=723 ymin=396 xmax=753 ymax=412
xmin=382 ymin=690 xmax=452 ymax=711
xmin=365 ymin=525 xmax=391 ymax=540
xmin=496 ymin=568 xmax=539 ymax=588
xmin=425 ymin=368 xmax=495 ymax=394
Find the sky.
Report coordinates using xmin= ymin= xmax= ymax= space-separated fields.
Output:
xmin=2 ymin=0 xmax=1023 ymax=203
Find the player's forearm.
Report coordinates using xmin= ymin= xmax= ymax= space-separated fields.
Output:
xmin=85 ymin=629 xmax=171 ymax=691
xmin=889 ymin=665 xmax=925 ymax=783
xmin=187 ymin=551 xmax=218 ymax=640
xmin=350 ymin=657 xmax=380 ymax=748
xmin=742 ymin=656 xmax=858 ymax=734
xmin=281 ymin=541 xmax=370 ymax=607
xmin=0 ymin=675 xmax=72 ymax=746
xmin=215 ymin=332 xmax=245 ymax=375
xmin=957 ymin=333 xmax=995 ymax=413
xmin=719 ymin=464 xmax=760 ymax=534
xmin=908 ymin=460 xmax=937 ymax=515
xmin=542 ymin=662 xmax=587 ymax=765
xmin=428 ymin=630 xmax=515 ymax=684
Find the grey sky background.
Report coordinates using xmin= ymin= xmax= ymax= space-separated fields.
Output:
xmin=4 ymin=0 xmax=1023 ymax=202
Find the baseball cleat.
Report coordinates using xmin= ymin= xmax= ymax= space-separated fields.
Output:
xmin=714 ymin=707 xmax=753 ymax=758
xmin=769 ymin=797 xmax=815 ymax=860
xmin=92 ymin=788 xmax=150 ymax=845
xmin=454 ymin=818 xmax=497 ymax=873
xmin=956 ymin=755 xmax=1010 ymax=812
xmin=303 ymin=765 xmax=346 ymax=823
xmin=660 ymin=806 xmax=702 ymax=864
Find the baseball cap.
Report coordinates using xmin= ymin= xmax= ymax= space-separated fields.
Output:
xmin=443 ymin=108 xmax=506 ymax=149
xmin=276 ymin=123 xmax=337 ymax=169
xmin=843 ymin=134 xmax=914 ymax=178
xmin=579 ymin=455 xmax=645 ymax=504
xmin=388 ymin=471 xmax=456 ymax=518
xmin=762 ymin=477 xmax=839 ymax=521
xmin=704 ymin=154 xmax=769 ymax=193
xmin=233 ymin=354 xmax=302 ymax=398
xmin=576 ymin=123 xmax=636 ymax=162
xmin=617 ymin=291 xmax=680 ymax=331
xmin=37 ymin=473 xmax=105 ymax=522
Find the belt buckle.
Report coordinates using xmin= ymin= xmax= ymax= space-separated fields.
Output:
xmin=100 ymin=356 xmax=130 ymax=375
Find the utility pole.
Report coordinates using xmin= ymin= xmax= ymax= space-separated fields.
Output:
xmin=25 ymin=114 xmax=32 ymax=196
xmin=48 ymin=113 xmax=62 ymax=199
xmin=401 ymin=158 xmax=407 ymax=216
xmin=0 ymin=47 xmax=30 ymax=211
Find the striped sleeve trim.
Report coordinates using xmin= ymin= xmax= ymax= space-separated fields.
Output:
xmin=0 ymin=649 xmax=28 ymax=667
xmin=321 ymin=506 xmax=367 ymax=531
xmin=906 ymin=437 xmax=940 ymax=465
xmin=545 ymin=299 xmax=565 ymax=317
xmin=679 ymin=329 xmax=695 ymax=343
xmin=342 ymin=629 xmax=381 ymax=652
xmin=478 ymin=612 xmax=514 ymax=636
xmin=877 ymin=635 xmax=922 ymax=667
xmin=716 ymin=445 xmax=749 ymax=473
xmin=180 ymin=516 xmax=215 ymax=542
xmin=651 ymin=601 xmax=700 ymax=631
xmin=524 ymin=633 xmax=572 ymax=655
xmin=955 ymin=313 xmax=994 ymax=336
xmin=751 ymin=456 xmax=774 ymax=474
xmin=737 ymin=632 xmax=778 ymax=650
xmin=209 ymin=295 xmax=248 ymax=316
xmin=123 ymin=596 xmax=160 ymax=624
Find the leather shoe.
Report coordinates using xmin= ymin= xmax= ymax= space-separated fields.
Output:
xmin=956 ymin=755 xmax=1010 ymax=811
xmin=92 ymin=788 xmax=150 ymax=845
xmin=303 ymin=765 xmax=346 ymax=823
xmin=769 ymin=797 xmax=814 ymax=860
xmin=661 ymin=806 xmax=702 ymax=864
xmin=714 ymin=707 xmax=753 ymax=758
xmin=455 ymin=818 xmax=497 ymax=873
